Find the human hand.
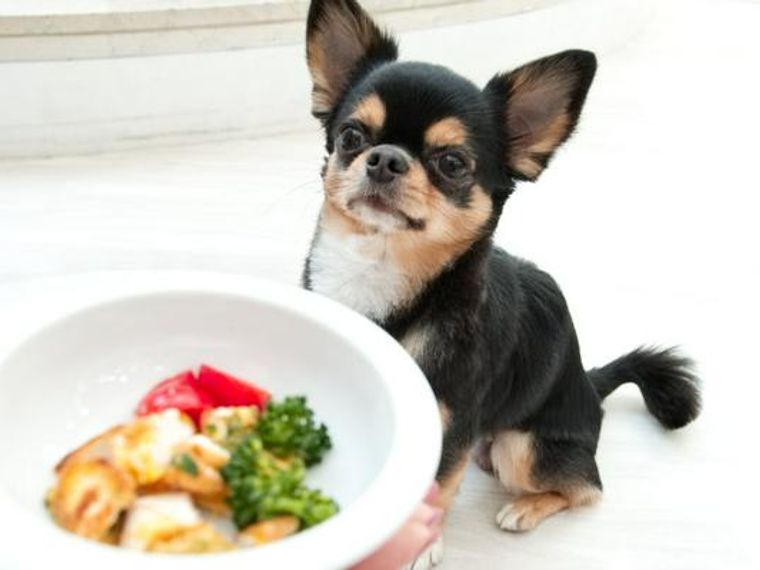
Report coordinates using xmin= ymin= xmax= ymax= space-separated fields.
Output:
xmin=352 ymin=483 xmax=442 ymax=570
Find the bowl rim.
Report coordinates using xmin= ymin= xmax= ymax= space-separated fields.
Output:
xmin=0 ymin=271 xmax=442 ymax=570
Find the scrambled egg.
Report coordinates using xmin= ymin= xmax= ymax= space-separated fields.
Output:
xmin=200 ymin=406 xmax=259 ymax=448
xmin=120 ymin=493 xmax=230 ymax=553
xmin=112 ymin=409 xmax=195 ymax=485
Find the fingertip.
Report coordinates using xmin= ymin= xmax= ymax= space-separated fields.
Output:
xmin=426 ymin=507 xmax=443 ymax=528
xmin=424 ymin=482 xmax=440 ymax=504
xmin=412 ymin=503 xmax=437 ymax=525
xmin=420 ymin=528 xmax=441 ymax=555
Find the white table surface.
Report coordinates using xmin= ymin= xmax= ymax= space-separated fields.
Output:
xmin=1 ymin=0 xmax=758 ymax=568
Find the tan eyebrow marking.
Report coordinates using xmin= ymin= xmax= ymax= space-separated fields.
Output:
xmin=350 ymin=93 xmax=386 ymax=131
xmin=425 ymin=117 xmax=468 ymax=147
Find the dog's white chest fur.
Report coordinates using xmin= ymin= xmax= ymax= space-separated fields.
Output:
xmin=308 ymin=230 xmax=409 ymax=321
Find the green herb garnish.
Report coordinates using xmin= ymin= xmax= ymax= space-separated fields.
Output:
xmin=173 ymin=453 xmax=199 ymax=476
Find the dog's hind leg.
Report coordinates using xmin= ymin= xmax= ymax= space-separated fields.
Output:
xmin=490 ymin=430 xmax=602 ymax=532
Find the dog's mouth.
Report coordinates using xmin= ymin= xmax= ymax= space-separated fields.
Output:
xmin=357 ymin=194 xmax=398 ymax=215
xmin=347 ymin=193 xmax=424 ymax=231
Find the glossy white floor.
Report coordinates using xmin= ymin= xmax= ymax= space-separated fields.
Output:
xmin=1 ymin=0 xmax=758 ymax=568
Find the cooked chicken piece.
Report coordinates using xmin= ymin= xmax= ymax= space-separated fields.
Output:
xmin=178 ymin=434 xmax=231 ymax=469
xmin=140 ymin=435 xmax=230 ymax=497
xmin=160 ymin=455 xmax=226 ymax=497
xmin=239 ymin=516 xmax=301 ymax=547
xmin=200 ymin=406 xmax=258 ymax=448
xmin=192 ymin=493 xmax=232 ymax=518
xmin=112 ymin=409 xmax=195 ymax=485
xmin=55 ymin=425 xmax=124 ymax=474
xmin=148 ymin=523 xmax=233 ymax=554
xmin=55 ymin=409 xmax=197 ymax=491
xmin=102 ymin=520 xmax=125 ymax=546
xmin=120 ymin=493 xmax=201 ymax=551
xmin=132 ymin=480 xmax=174 ymax=496
xmin=49 ymin=459 xmax=136 ymax=541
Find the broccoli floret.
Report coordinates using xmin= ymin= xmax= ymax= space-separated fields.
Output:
xmin=221 ymin=435 xmax=304 ymax=529
xmin=257 ymin=486 xmax=339 ymax=528
xmin=221 ymin=434 xmax=338 ymax=530
xmin=256 ymin=396 xmax=332 ymax=466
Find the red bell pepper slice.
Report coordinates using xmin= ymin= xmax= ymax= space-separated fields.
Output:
xmin=135 ymin=370 xmax=214 ymax=426
xmin=196 ymin=365 xmax=271 ymax=409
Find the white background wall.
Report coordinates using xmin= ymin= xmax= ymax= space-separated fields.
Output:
xmin=0 ymin=0 xmax=649 ymax=157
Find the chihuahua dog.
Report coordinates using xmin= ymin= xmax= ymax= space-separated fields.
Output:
xmin=302 ymin=0 xmax=700 ymax=566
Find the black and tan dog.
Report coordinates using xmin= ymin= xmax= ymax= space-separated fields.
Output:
xmin=302 ymin=0 xmax=700 ymax=566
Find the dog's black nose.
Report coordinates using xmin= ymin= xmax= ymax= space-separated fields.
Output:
xmin=366 ymin=145 xmax=410 ymax=183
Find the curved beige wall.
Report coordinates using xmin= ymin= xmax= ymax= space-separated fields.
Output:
xmin=0 ymin=0 xmax=569 ymax=61
xmin=0 ymin=0 xmax=653 ymax=158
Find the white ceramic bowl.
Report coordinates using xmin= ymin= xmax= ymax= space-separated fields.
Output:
xmin=0 ymin=273 xmax=441 ymax=570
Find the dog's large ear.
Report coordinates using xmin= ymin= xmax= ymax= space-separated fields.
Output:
xmin=306 ymin=0 xmax=398 ymax=123
xmin=484 ymin=50 xmax=597 ymax=182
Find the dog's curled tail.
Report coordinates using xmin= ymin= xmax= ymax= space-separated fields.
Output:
xmin=587 ymin=346 xmax=701 ymax=430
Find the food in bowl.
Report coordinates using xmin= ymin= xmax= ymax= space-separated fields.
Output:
xmin=45 ymin=364 xmax=338 ymax=554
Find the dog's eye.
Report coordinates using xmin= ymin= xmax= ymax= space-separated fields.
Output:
xmin=437 ymin=152 xmax=469 ymax=179
xmin=339 ymin=127 xmax=367 ymax=154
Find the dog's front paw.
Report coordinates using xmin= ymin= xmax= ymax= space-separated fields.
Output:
xmin=496 ymin=493 xmax=569 ymax=532
xmin=496 ymin=500 xmax=533 ymax=532
xmin=402 ymin=535 xmax=444 ymax=570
